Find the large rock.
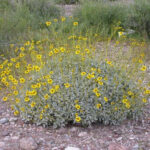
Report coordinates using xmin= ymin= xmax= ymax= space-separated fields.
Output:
xmin=108 ymin=143 xmax=128 ymax=150
xmin=0 ymin=118 xmax=9 ymax=124
xmin=19 ymin=137 xmax=38 ymax=150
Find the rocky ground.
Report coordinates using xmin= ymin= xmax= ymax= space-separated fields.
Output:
xmin=0 ymin=98 xmax=150 ymax=150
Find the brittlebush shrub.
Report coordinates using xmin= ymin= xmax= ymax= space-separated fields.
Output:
xmin=0 ymin=19 xmax=149 ymax=128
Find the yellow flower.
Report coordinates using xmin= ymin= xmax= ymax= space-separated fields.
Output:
xmin=55 ymin=85 xmax=60 ymax=91
xmin=140 ymin=65 xmax=147 ymax=71
xmin=138 ymin=59 xmax=143 ymax=64
xmin=118 ymin=31 xmax=124 ymax=37
xmin=47 ymin=79 xmax=53 ymax=84
xmin=73 ymin=22 xmax=78 ymax=26
xmin=19 ymin=53 xmax=25 ymax=58
xmin=46 ymin=21 xmax=51 ymax=26
xmin=24 ymin=97 xmax=30 ymax=102
xmin=61 ymin=17 xmax=66 ymax=22
xmin=20 ymin=107 xmax=25 ymax=112
xmin=96 ymin=92 xmax=101 ymax=97
xmin=20 ymin=78 xmax=25 ymax=84
xmin=64 ymin=83 xmax=71 ymax=88
xmin=75 ymin=50 xmax=80 ymax=55
xmin=81 ymin=72 xmax=86 ymax=76
xmin=104 ymin=77 xmax=108 ymax=81
xmin=128 ymin=91 xmax=133 ymax=96
xmin=97 ymin=77 xmax=102 ymax=81
xmin=0 ymin=65 xmax=3 ymax=69
xmin=144 ymin=89 xmax=150 ymax=94
xmin=15 ymin=98 xmax=20 ymax=104
xmin=96 ymin=103 xmax=101 ymax=109
xmin=104 ymin=97 xmax=108 ymax=102
xmin=36 ymin=54 xmax=42 ymax=59
xmin=20 ymin=47 xmax=25 ymax=51
xmin=40 ymin=114 xmax=43 ymax=120
xmin=13 ymin=90 xmax=18 ymax=96
xmin=53 ymin=19 xmax=58 ymax=22
xmin=49 ymin=71 xmax=54 ymax=74
xmin=98 ymin=81 xmax=103 ymax=86
xmin=125 ymin=103 xmax=131 ymax=109
xmin=74 ymin=99 xmax=79 ymax=103
xmin=49 ymin=51 xmax=53 ymax=56
xmin=75 ymin=104 xmax=80 ymax=110
xmin=49 ymin=88 xmax=55 ymax=94
xmin=14 ymin=110 xmax=19 ymax=116
xmin=2 ymin=97 xmax=8 ymax=102
xmin=44 ymin=94 xmax=49 ymax=100
xmin=75 ymin=116 xmax=81 ymax=122
xmin=15 ymin=62 xmax=20 ymax=68
xmin=122 ymin=99 xmax=128 ymax=104
xmin=45 ymin=104 xmax=50 ymax=109
xmin=30 ymin=101 xmax=36 ymax=108
xmin=85 ymin=48 xmax=90 ymax=54
xmin=142 ymin=98 xmax=147 ymax=103
xmin=93 ymin=88 xmax=98 ymax=93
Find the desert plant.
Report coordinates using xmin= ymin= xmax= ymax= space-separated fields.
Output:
xmin=73 ymin=1 xmax=128 ymax=37
xmin=128 ymin=0 xmax=150 ymax=38
xmin=1 ymin=20 xmax=149 ymax=128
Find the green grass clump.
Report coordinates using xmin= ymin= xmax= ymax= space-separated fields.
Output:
xmin=74 ymin=1 xmax=128 ymax=37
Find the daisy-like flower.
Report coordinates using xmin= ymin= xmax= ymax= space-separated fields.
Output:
xmin=30 ymin=101 xmax=36 ymax=108
xmin=140 ymin=65 xmax=147 ymax=71
xmin=49 ymin=88 xmax=55 ymax=94
xmin=46 ymin=21 xmax=51 ymax=26
xmin=73 ymin=22 xmax=78 ymax=26
xmin=64 ymin=83 xmax=71 ymax=88
xmin=75 ymin=116 xmax=81 ymax=122
xmin=75 ymin=104 xmax=81 ymax=110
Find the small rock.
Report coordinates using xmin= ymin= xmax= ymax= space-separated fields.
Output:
xmin=19 ymin=137 xmax=38 ymax=150
xmin=52 ymin=147 xmax=58 ymax=150
xmin=9 ymin=117 xmax=18 ymax=122
xmin=70 ymin=127 xmax=78 ymax=132
xmin=11 ymin=136 xmax=20 ymax=140
xmin=2 ymin=131 xmax=9 ymax=136
xmin=56 ymin=127 xmax=66 ymax=134
xmin=108 ymin=143 xmax=127 ymax=150
xmin=0 ymin=142 xmax=5 ymax=148
xmin=132 ymin=144 xmax=139 ymax=150
xmin=78 ymin=132 xmax=88 ymax=137
xmin=116 ymin=137 xmax=122 ymax=141
xmin=65 ymin=146 xmax=81 ymax=150
xmin=0 ymin=118 xmax=9 ymax=124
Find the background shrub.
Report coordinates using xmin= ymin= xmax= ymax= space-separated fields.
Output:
xmin=0 ymin=0 xmax=60 ymax=56
xmin=128 ymin=0 xmax=150 ymax=38
xmin=73 ymin=1 xmax=128 ymax=37
xmin=55 ymin=0 xmax=79 ymax=4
